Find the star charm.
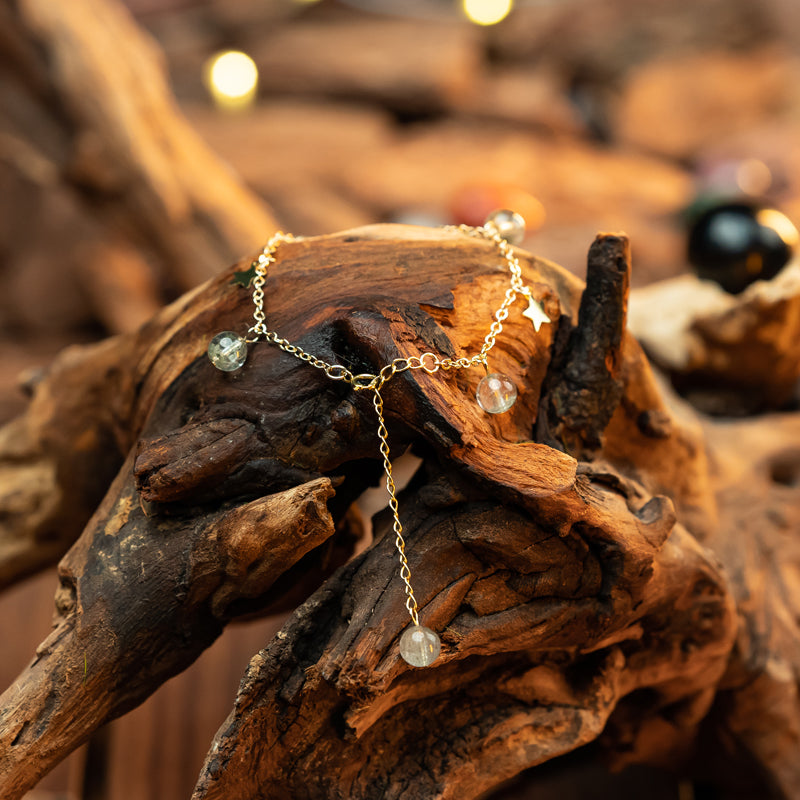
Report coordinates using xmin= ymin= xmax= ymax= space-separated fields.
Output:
xmin=522 ymin=296 xmax=551 ymax=332
xmin=232 ymin=264 xmax=257 ymax=288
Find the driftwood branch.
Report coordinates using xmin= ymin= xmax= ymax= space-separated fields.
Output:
xmin=629 ymin=263 xmax=800 ymax=414
xmin=0 ymin=227 xmax=797 ymax=798
xmin=192 ymin=466 xmax=734 ymax=800
xmin=0 ymin=0 xmax=283 ymax=584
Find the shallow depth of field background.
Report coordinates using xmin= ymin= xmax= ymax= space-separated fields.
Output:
xmin=2 ymin=0 xmax=800 ymax=797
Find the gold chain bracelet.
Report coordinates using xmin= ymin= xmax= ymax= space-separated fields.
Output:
xmin=207 ymin=210 xmax=550 ymax=667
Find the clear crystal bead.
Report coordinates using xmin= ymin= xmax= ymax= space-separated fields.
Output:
xmin=485 ymin=209 xmax=526 ymax=245
xmin=399 ymin=625 xmax=441 ymax=667
xmin=476 ymin=373 xmax=517 ymax=414
xmin=208 ymin=331 xmax=247 ymax=372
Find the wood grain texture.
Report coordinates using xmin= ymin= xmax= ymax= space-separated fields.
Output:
xmin=0 ymin=226 xmax=795 ymax=799
xmin=539 ymin=232 xmax=630 ymax=455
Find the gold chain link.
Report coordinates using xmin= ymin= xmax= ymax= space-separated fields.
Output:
xmin=245 ymin=223 xmax=533 ymax=626
xmin=373 ymin=387 xmax=419 ymax=626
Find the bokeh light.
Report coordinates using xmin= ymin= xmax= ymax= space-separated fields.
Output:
xmin=462 ymin=0 xmax=514 ymax=26
xmin=736 ymin=158 xmax=772 ymax=197
xmin=204 ymin=50 xmax=259 ymax=111
xmin=756 ymin=208 xmax=799 ymax=247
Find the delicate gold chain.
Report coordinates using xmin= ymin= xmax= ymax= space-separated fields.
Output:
xmin=244 ymin=222 xmax=534 ymax=627
xmin=445 ymin=223 xmax=528 ymax=361
xmin=249 ymin=231 xmax=295 ymax=339
xmin=373 ymin=387 xmax=419 ymax=626
xmin=247 ymin=225 xmax=529 ymax=384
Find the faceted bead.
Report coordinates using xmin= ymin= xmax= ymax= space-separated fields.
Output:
xmin=399 ymin=625 xmax=441 ymax=667
xmin=208 ymin=331 xmax=247 ymax=372
xmin=485 ymin=209 xmax=526 ymax=245
xmin=476 ymin=373 xmax=517 ymax=414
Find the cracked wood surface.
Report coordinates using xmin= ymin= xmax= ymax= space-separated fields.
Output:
xmin=0 ymin=227 xmax=796 ymax=799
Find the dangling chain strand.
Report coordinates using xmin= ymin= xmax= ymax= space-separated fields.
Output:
xmin=207 ymin=210 xmax=551 ymax=666
xmin=373 ymin=387 xmax=420 ymax=627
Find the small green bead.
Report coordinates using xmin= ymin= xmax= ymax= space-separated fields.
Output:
xmin=399 ymin=625 xmax=441 ymax=667
xmin=476 ymin=373 xmax=517 ymax=414
xmin=208 ymin=331 xmax=247 ymax=371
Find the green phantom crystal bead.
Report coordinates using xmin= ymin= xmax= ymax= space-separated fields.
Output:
xmin=399 ymin=625 xmax=441 ymax=667
xmin=476 ymin=373 xmax=517 ymax=414
xmin=208 ymin=331 xmax=247 ymax=372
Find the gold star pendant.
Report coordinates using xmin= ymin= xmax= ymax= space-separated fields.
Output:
xmin=522 ymin=296 xmax=551 ymax=332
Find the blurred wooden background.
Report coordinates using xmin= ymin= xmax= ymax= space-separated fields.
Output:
xmin=2 ymin=0 xmax=800 ymax=797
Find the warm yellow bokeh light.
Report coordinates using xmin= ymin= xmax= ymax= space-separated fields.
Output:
xmin=204 ymin=50 xmax=259 ymax=111
xmin=462 ymin=0 xmax=513 ymax=26
xmin=756 ymin=208 xmax=799 ymax=247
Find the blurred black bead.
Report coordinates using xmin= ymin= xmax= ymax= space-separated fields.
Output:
xmin=687 ymin=201 xmax=797 ymax=294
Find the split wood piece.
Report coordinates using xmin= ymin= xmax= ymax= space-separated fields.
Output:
xmin=538 ymin=232 xmax=630 ymax=455
xmin=191 ymin=461 xmax=736 ymax=800
xmin=614 ymin=48 xmax=798 ymax=161
xmin=184 ymin=101 xmax=392 ymax=236
xmin=0 ymin=226 xmax=715 ymax=797
xmin=1 ymin=0 xmax=278 ymax=301
xmin=628 ymin=261 xmax=800 ymax=414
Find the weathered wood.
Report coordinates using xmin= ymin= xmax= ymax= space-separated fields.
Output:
xmin=1 ymin=0 xmax=799 ymax=794
xmin=629 ymin=262 xmax=800 ymax=414
xmin=538 ymin=233 xmax=630 ymax=454
xmin=190 ymin=403 xmax=800 ymax=800
xmin=615 ymin=48 xmax=798 ymax=160
xmin=0 ymin=470 xmax=337 ymax=797
xmin=187 ymin=100 xmax=692 ymax=281
xmin=246 ymin=18 xmax=480 ymax=112
xmin=692 ymin=414 xmax=800 ymax=797
xmin=0 ymin=226 xmax=753 ymax=799
xmin=191 ymin=469 xmax=735 ymax=800
xmin=0 ymin=337 xmax=130 ymax=589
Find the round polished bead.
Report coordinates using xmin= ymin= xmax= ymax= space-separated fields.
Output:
xmin=687 ymin=201 xmax=797 ymax=294
xmin=476 ymin=373 xmax=517 ymax=414
xmin=399 ymin=625 xmax=441 ymax=667
xmin=208 ymin=331 xmax=247 ymax=372
xmin=485 ymin=209 xmax=526 ymax=245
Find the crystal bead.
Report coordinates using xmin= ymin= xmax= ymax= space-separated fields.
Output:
xmin=485 ymin=209 xmax=526 ymax=245
xmin=476 ymin=373 xmax=517 ymax=414
xmin=208 ymin=331 xmax=247 ymax=372
xmin=399 ymin=625 xmax=441 ymax=667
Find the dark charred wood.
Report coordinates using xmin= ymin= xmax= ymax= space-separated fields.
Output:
xmin=538 ymin=233 xmax=630 ymax=456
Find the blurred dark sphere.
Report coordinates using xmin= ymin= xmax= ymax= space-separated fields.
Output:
xmin=687 ymin=201 xmax=797 ymax=294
